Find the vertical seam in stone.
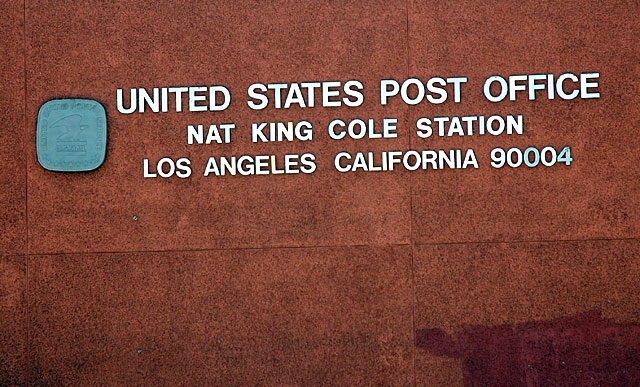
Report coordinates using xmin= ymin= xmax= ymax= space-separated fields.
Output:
xmin=23 ymin=0 xmax=30 ymax=385
xmin=405 ymin=1 xmax=417 ymax=386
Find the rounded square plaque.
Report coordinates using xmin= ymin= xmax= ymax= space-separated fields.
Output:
xmin=37 ymin=98 xmax=107 ymax=172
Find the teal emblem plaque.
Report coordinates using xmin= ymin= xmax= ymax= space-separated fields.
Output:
xmin=37 ymin=99 xmax=107 ymax=172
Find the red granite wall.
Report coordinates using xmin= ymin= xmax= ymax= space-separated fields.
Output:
xmin=1 ymin=0 xmax=638 ymax=385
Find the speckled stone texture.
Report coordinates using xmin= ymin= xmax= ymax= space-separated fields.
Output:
xmin=413 ymin=240 xmax=640 ymax=385
xmin=0 ymin=0 xmax=637 ymax=385
xmin=0 ymin=256 xmax=26 ymax=386
xmin=25 ymin=0 xmax=411 ymax=254
xmin=408 ymin=0 xmax=640 ymax=243
xmin=28 ymin=247 xmax=413 ymax=385
xmin=0 ymin=1 xmax=26 ymax=255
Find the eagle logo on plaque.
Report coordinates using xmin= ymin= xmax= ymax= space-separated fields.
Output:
xmin=37 ymin=99 xmax=107 ymax=172
xmin=53 ymin=114 xmax=89 ymax=154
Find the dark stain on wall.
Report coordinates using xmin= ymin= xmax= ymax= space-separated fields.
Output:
xmin=416 ymin=311 xmax=640 ymax=386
